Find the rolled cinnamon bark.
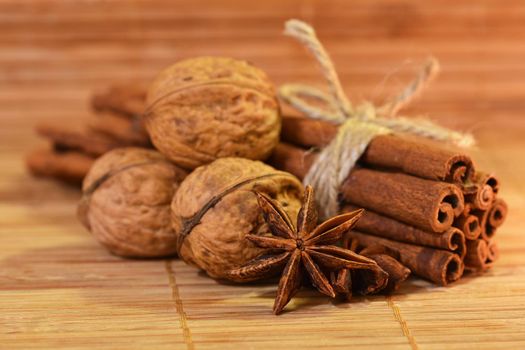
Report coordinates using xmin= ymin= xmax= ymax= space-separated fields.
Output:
xmin=488 ymin=199 xmax=508 ymax=230
xmin=472 ymin=209 xmax=490 ymax=241
xmin=281 ymin=115 xmax=336 ymax=147
xmin=464 ymin=239 xmax=489 ymax=271
xmin=347 ymin=231 xmax=464 ymax=285
xmin=26 ymin=148 xmax=95 ymax=184
xmin=91 ymin=84 xmax=146 ymax=117
xmin=268 ymin=142 xmax=315 ymax=179
xmin=87 ymin=112 xmax=151 ymax=147
xmin=453 ymin=214 xmax=481 ymax=241
xmin=487 ymin=240 xmax=499 ymax=265
xmin=473 ymin=172 xmax=500 ymax=194
xmin=281 ymin=116 xmax=474 ymax=183
xmin=36 ymin=122 xmax=124 ymax=157
xmin=342 ymin=204 xmax=466 ymax=258
xmin=460 ymin=172 xmax=499 ymax=211
xmin=341 ymin=168 xmax=464 ymax=233
xmin=270 ymin=143 xmax=465 ymax=233
xmin=472 ymin=200 xmax=506 ymax=242
xmin=462 ymin=183 xmax=493 ymax=211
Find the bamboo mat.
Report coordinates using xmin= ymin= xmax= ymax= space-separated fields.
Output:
xmin=1 ymin=1 xmax=525 ymax=349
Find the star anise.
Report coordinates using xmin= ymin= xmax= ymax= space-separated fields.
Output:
xmin=333 ymin=239 xmax=389 ymax=299
xmin=227 ymin=185 xmax=382 ymax=314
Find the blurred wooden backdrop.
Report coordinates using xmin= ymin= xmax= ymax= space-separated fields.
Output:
xmin=1 ymin=1 xmax=525 ymax=349
xmin=3 ymin=0 xmax=525 ymax=135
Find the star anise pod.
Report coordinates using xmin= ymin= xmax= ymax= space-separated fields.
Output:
xmin=227 ymin=185 xmax=382 ymax=315
xmin=333 ymin=239 xmax=389 ymax=299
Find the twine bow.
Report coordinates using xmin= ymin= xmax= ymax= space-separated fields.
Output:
xmin=279 ymin=19 xmax=475 ymax=219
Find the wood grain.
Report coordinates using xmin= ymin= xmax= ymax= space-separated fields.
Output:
xmin=1 ymin=0 xmax=525 ymax=348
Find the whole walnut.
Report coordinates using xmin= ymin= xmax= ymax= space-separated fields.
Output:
xmin=78 ymin=147 xmax=187 ymax=258
xmin=144 ymin=56 xmax=281 ymax=170
xmin=171 ymin=157 xmax=303 ymax=281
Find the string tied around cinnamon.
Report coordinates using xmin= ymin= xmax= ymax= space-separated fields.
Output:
xmin=279 ymin=19 xmax=475 ymax=219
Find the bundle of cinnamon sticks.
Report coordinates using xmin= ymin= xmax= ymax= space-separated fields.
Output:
xmin=269 ymin=115 xmax=507 ymax=286
xmin=26 ymin=85 xmax=152 ymax=184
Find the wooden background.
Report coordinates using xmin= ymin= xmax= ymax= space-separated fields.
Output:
xmin=1 ymin=0 xmax=525 ymax=349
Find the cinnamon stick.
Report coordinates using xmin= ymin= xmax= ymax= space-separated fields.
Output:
xmin=281 ymin=115 xmax=336 ymax=147
xmin=341 ymin=168 xmax=464 ymax=233
xmin=270 ymin=143 xmax=465 ymax=233
xmin=462 ymin=184 xmax=493 ymax=211
xmin=87 ymin=112 xmax=151 ymax=147
xmin=473 ymin=172 xmax=500 ymax=194
xmin=453 ymin=214 xmax=481 ymax=240
xmin=487 ymin=240 xmax=499 ymax=265
xmin=452 ymin=203 xmax=481 ymax=240
xmin=26 ymin=148 xmax=95 ymax=184
xmin=91 ymin=84 xmax=146 ymax=117
xmin=487 ymin=198 xmax=508 ymax=231
xmin=461 ymin=172 xmax=499 ymax=210
xmin=347 ymin=231 xmax=464 ymax=285
xmin=268 ymin=142 xmax=316 ymax=179
xmin=281 ymin=116 xmax=474 ymax=183
xmin=464 ymin=239 xmax=489 ymax=271
xmin=472 ymin=210 xmax=490 ymax=241
xmin=36 ymin=122 xmax=124 ymax=157
xmin=342 ymin=204 xmax=466 ymax=258
xmin=472 ymin=199 xmax=506 ymax=242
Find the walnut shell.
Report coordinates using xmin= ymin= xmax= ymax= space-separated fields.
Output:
xmin=172 ymin=157 xmax=303 ymax=280
xmin=145 ymin=56 xmax=281 ymax=170
xmin=79 ymin=147 xmax=187 ymax=258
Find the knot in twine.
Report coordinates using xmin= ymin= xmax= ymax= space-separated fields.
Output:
xmin=279 ymin=19 xmax=475 ymax=220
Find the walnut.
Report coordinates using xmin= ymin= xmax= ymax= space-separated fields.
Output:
xmin=144 ymin=56 xmax=281 ymax=170
xmin=78 ymin=147 xmax=187 ymax=258
xmin=171 ymin=158 xmax=303 ymax=280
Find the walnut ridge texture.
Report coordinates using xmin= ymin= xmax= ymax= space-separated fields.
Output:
xmin=171 ymin=157 xmax=304 ymax=280
xmin=78 ymin=147 xmax=187 ymax=257
xmin=144 ymin=56 xmax=281 ymax=170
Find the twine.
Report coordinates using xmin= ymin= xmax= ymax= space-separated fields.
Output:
xmin=280 ymin=19 xmax=475 ymax=219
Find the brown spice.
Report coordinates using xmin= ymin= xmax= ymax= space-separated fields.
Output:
xmin=341 ymin=204 xmax=466 ymax=259
xmin=35 ymin=122 xmax=125 ymax=157
xmin=26 ymin=148 xmax=95 ymax=185
xmin=471 ymin=199 xmax=507 ymax=242
xmin=269 ymin=142 xmax=465 ymax=233
xmin=280 ymin=115 xmax=475 ymax=183
xmin=453 ymin=210 xmax=482 ymax=240
xmin=227 ymin=186 xmax=384 ymax=315
xmin=87 ymin=112 xmax=151 ymax=147
xmin=487 ymin=199 xmax=508 ymax=232
xmin=91 ymin=84 xmax=147 ymax=117
xmin=358 ymin=245 xmax=411 ymax=293
xmin=487 ymin=240 xmax=500 ymax=265
xmin=464 ymin=239 xmax=490 ymax=271
xmin=347 ymin=230 xmax=464 ymax=285
xmin=341 ymin=168 xmax=465 ymax=233
xmin=331 ymin=235 xmax=359 ymax=299
xmin=473 ymin=172 xmax=500 ymax=194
